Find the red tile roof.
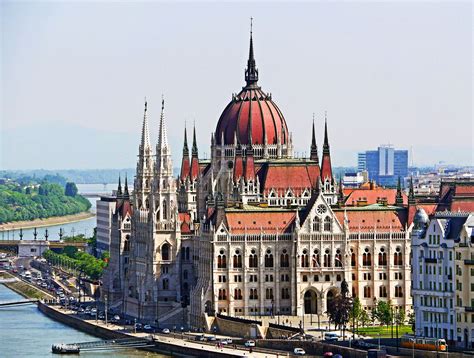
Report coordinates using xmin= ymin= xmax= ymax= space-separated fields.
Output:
xmin=343 ymin=188 xmax=407 ymax=206
xmin=179 ymin=212 xmax=192 ymax=235
xmin=334 ymin=208 xmax=407 ymax=232
xmin=225 ymin=211 xmax=295 ymax=234
xmin=259 ymin=162 xmax=320 ymax=195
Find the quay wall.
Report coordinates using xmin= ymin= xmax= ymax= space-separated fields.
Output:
xmin=37 ymin=302 xmax=247 ymax=358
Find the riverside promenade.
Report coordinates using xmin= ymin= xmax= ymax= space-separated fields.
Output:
xmin=39 ymin=302 xmax=288 ymax=357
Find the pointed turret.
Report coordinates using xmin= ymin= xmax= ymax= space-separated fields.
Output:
xmin=117 ymin=175 xmax=123 ymax=198
xmin=156 ymin=96 xmax=173 ymax=178
xmin=157 ymin=97 xmax=169 ymax=153
xmin=190 ymin=125 xmax=200 ymax=180
xmin=180 ymin=126 xmax=190 ymax=181
xmin=233 ymin=142 xmax=244 ymax=182
xmin=408 ymin=176 xmax=416 ymax=205
xmin=320 ymin=113 xmax=333 ymax=181
xmin=244 ymin=142 xmax=255 ymax=181
xmin=123 ymin=174 xmax=130 ymax=199
xmin=310 ymin=114 xmax=319 ymax=163
xmin=395 ymin=176 xmax=404 ymax=206
xmin=244 ymin=18 xmax=258 ymax=87
xmin=338 ymin=177 xmax=345 ymax=206
xmin=140 ymin=100 xmax=151 ymax=152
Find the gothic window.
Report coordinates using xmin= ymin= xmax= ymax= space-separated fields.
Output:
xmin=324 ymin=216 xmax=332 ymax=231
xmin=163 ymin=278 xmax=169 ymax=290
xmin=265 ymin=288 xmax=274 ymax=300
xmin=162 ymin=243 xmax=170 ymax=261
xmin=301 ymin=249 xmax=309 ymax=268
xmin=264 ymin=250 xmax=274 ymax=268
xmin=335 ymin=249 xmax=343 ymax=267
xmin=323 ymin=249 xmax=331 ymax=267
xmin=350 ymin=248 xmax=356 ymax=267
xmin=249 ymin=249 xmax=258 ymax=268
xmin=394 ymin=247 xmax=403 ymax=266
xmin=183 ymin=270 xmax=188 ymax=280
xmin=281 ymin=287 xmax=290 ymax=300
xmin=312 ymin=250 xmax=320 ymax=267
xmin=395 ymin=286 xmax=403 ymax=297
xmin=145 ymin=199 xmax=149 ymax=209
xmin=363 ymin=248 xmax=372 ymax=267
xmin=280 ymin=249 xmax=289 ymax=267
xmin=124 ymin=235 xmax=130 ymax=252
xmin=363 ymin=286 xmax=371 ymax=298
xmin=312 ymin=217 xmax=321 ymax=232
xmin=379 ymin=285 xmax=387 ymax=298
xmin=217 ymin=249 xmax=227 ymax=268
xmin=233 ymin=250 xmax=242 ymax=268
xmin=185 ymin=247 xmax=190 ymax=260
xmin=249 ymin=288 xmax=258 ymax=300
xmin=162 ymin=200 xmax=168 ymax=220
xmin=145 ymin=179 xmax=149 ymax=188
xmin=218 ymin=289 xmax=227 ymax=300
xmin=234 ymin=288 xmax=242 ymax=300
xmin=378 ymin=247 xmax=387 ymax=266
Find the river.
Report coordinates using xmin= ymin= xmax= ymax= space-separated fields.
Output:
xmin=0 ymin=183 xmax=118 ymax=241
xmin=0 ymin=284 xmax=166 ymax=357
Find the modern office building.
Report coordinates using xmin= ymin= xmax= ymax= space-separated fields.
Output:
xmin=358 ymin=145 xmax=408 ymax=187
xmin=96 ymin=194 xmax=117 ymax=256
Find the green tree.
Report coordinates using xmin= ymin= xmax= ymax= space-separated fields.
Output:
xmin=327 ymin=279 xmax=352 ymax=339
xmin=359 ymin=309 xmax=370 ymax=328
xmin=350 ymin=296 xmax=362 ymax=332
xmin=375 ymin=301 xmax=393 ymax=329
xmin=65 ymin=182 xmax=78 ymax=197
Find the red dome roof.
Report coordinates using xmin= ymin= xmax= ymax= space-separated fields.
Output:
xmin=215 ymin=87 xmax=289 ymax=146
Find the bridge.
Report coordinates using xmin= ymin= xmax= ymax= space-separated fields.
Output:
xmin=0 ymin=298 xmax=39 ymax=307
xmin=0 ymin=239 xmax=87 ymax=257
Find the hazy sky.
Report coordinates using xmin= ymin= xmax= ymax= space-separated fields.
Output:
xmin=1 ymin=1 xmax=472 ymax=170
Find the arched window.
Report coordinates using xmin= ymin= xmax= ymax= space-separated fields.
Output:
xmin=249 ymin=249 xmax=258 ymax=268
xmin=324 ymin=216 xmax=332 ymax=231
xmin=145 ymin=198 xmax=149 ymax=209
xmin=363 ymin=286 xmax=371 ymax=298
xmin=218 ymin=289 xmax=227 ymax=300
xmin=124 ymin=235 xmax=130 ymax=252
xmin=301 ymin=250 xmax=309 ymax=268
xmin=185 ymin=247 xmax=190 ymax=260
xmin=181 ymin=249 xmax=185 ymax=259
xmin=323 ymin=249 xmax=331 ymax=267
xmin=217 ymin=249 xmax=227 ymax=268
xmin=312 ymin=217 xmax=321 ymax=232
xmin=162 ymin=200 xmax=168 ymax=220
xmin=395 ymin=286 xmax=403 ymax=297
xmin=350 ymin=248 xmax=356 ymax=267
xmin=249 ymin=288 xmax=258 ymax=300
xmin=264 ymin=250 xmax=274 ymax=268
xmin=234 ymin=288 xmax=242 ymax=300
xmin=162 ymin=243 xmax=170 ymax=261
xmin=265 ymin=288 xmax=274 ymax=300
xmin=281 ymin=287 xmax=290 ymax=299
xmin=378 ymin=247 xmax=387 ymax=266
xmin=363 ymin=248 xmax=372 ymax=267
xmin=183 ymin=270 xmax=188 ymax=280
xmin=394 ymin=247 xmax=403 ymax=266
xmin=379 ymin=285 xmax=387 ymax=297
xmin=233 ymin=250 xmax=242 ymax=268
xmin=163 ymin=278 xmax=169 ymax=290
xmin=312 ymin=250 xmax=320 ymax=267
xmin=280 ymin=250 xmax=289 ymax=268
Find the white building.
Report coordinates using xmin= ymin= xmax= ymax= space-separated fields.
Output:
xmin=96 ymin=194 xmax=117 ymax=256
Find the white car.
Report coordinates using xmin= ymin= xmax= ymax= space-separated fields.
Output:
xmin=294 ymin=348 xmax=306 ymax=355
xmin=244 ymin=340 xmax=255 ymax=347
xmin=162 ymin=328 xmax=170 ymax=334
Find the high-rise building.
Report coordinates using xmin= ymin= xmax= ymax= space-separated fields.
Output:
xmin=96 ymin=194 xmax=117 ymax=256
xmin=358 ymin=145 xmax=408 ymax=186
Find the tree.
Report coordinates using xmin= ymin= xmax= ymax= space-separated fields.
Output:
xmin=359 ymin=309 xmax=370 ymax=328
xmin=65 ymin=182 xmax=78 ymax=197
xmin=407 ymin=311 xmax=415 ymax=333
xmin=327 ymin=279 xmax=352 ymax=340
xmin=375 ymin=301 xmax=393 ymax=329
xmin=395 ymin=308 xmax=405 ymax=325
xmin=350 ymin=296 xmax=362 ymax=333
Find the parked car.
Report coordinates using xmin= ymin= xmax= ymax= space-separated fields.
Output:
xmin=244 ymin=340 xmax=256 ymax=347
xmin=294 ymin=348 xmax=306 ymax=356
xmin=207 ymin=336 xmax=217 ymax=342
xmin=134 ymin=323 xmax=143 ymax=330
xmin=111 ymin=315 xmax=120 ymax=323
xmin=143 ymin=324 xmax=153 ymax=332
xmin=324 ymin=332 xmax=340 ymax=342
xmin=161 ymin=328 xmax=170 ymax=334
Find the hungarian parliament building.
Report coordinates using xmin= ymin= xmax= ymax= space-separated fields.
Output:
xmin=101 ymin=30 xmax=469 ymax=330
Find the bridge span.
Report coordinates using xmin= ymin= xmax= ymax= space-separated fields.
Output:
xmin=0 ymin=239 xmax=87 ymax=257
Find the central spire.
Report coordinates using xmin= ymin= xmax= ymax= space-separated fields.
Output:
xmin=245 ymin=17 xmax=258 ymax=87
xmin=157 ymin=96 xmax=169 ymax=152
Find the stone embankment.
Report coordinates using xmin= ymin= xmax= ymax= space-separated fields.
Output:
xmin=0 ymin=271 xmax=54 ymax=300
xmin=0 ymin=211 xmax=94 ymax=231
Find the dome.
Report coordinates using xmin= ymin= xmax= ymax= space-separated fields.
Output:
xmin=215 ymin=87 xmax=289 ymax=146
xmin=214 ymin=30 xmax=289 ymax=146
xmin=413 ymin=208 xmax=429 ymax=230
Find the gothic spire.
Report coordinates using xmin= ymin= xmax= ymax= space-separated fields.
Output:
xmin=117 ymin=175 xmax=123 ymax=198
xmin=140 ymin=99 xmax=151 ymax=151
xmin=323 ymin=111 xmax=330 ymax=154
xmin=245 ymin=17 xmax=258 ymax=87
xmin=395 ymin=176 xmax=404 ymax=206
xmin=320 ymin=112 xmax=333 ymax=181
xmin=310 ymin=113 xmax=319 ymax=163
xmin=157 ymin=96 xmax=169 ymax=152
xmin=338 ymin=176 xmax=344 ymax=206
xmin=408 ymin=176 xmax=415 ymax=204
xmin=183 ymin=125 xmax=189 ymax=157
xmin=192 ymin=124 xmax=198 ymax=157
xmin=124 ymin=174 xmax=130 ymax=199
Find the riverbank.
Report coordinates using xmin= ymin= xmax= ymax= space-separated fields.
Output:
xmin=0 ymin=211 xmax=95 ymax=231
xmin=0 ymin=271 xmax=54 ymax=300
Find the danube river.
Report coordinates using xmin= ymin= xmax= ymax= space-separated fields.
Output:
xmin=0 ymin=285 xmax=165 ymax=357
xmin=0 ymin=183 xmax=116 ymax=241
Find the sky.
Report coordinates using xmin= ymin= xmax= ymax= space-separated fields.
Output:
xmin=1 ymin=1 xmax=472 ymax=170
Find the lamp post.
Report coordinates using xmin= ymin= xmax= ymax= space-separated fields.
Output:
xmin=411 ymin=338 xmax=415 ymax=358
